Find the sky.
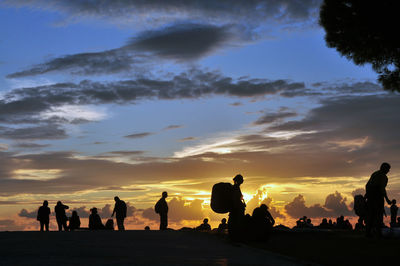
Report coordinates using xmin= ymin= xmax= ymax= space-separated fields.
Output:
xmin=0 ymin=0 xmax=399 ymax=231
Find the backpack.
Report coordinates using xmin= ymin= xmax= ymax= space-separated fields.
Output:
xmin=211 ymin=182 xmax=233 ymax=214
xmin=105 ymin=219 xmax=114 ymax=230
xmin=354 ymin=194 xmax=367 ymax=217
xmin=154 ymin=200 xmax=160 ymax=214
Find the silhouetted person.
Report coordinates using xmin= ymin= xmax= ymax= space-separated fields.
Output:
xmin=390 ymin=199 xmax=398 ymax=227
xmin=228 ymin=174 xmax=246 ymax=240
xmin=319 ymin=218 xmax=330 ymax=229
xmin=111 ymin=196 xmax=127 ymax=231
xmin=89 ymin=207 xmax=104 ymax=230
xmin=365 ymin=162 xmax=392 ymax=237
xmin=55 ymin=201 xmax=69 ymax=231
xmin=196 ymin=218 xmax=212 ymax=231
xmin=37 ymin=200 xmax=50 ymax=231
xmin=69 ymin=211 xmax=81 ymax=231
xmin=251 ymin=204 xmax=275 ymax=240
xmin=217 ymin=218 xmax=228 ymax=232
xmin=145 ymin=226 xmax=150 ymax=230
xmin=155 ymin=191 xmax=168 ymax=230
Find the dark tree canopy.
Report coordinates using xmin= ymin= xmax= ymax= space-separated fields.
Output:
xmin=319 ymin=0 xmax=400 ymax=92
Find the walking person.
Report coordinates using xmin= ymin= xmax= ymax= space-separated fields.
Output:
xmin=365 ymin=162 xmax=392 ymax=237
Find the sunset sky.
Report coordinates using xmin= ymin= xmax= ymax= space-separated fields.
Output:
xmin=1 ymin=0 xmax=399 ymax=231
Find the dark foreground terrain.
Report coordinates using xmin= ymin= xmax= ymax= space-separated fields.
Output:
xmin=0 ymin=230 xmax=302 ymax=266
xmin=253 ymin=229 xmax=399 ymax=266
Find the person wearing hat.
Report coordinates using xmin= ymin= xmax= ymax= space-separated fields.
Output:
xmin=228 ymin=174 xmax=246 ymax=239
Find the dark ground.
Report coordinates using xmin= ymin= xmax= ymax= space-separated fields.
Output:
xmin=0 ymin=230 xmax=303 ymax=266
xmin=251 ymin=229 xmax=399 ymax=266
xmin=1 ymin=229 xmax=395 ymax=266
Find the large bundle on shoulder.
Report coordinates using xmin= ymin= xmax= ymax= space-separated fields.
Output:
xmin=354 ymin=194 xmax=367 ymax=217
xmin=211 ymin=182 xmax=233 ymax=214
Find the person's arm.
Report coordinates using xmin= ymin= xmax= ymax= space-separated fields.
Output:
xmin=111 ymin=204 xmax=116 ymax=217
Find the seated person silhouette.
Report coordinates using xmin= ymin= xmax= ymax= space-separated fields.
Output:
xmin=69 ymin=211 xmax=81 ymax=231
xmin=319 ymin=218 xmax=330 ymax=229
xmin=89 ymin=207 xmax=104 ymax=230
xmin=196 ymin=218 xmax=212 ymax=231
xmin=251 ymin=204 xmax=275 ymax=240
xmin=217 ymin=218 xmax=228 ymax=232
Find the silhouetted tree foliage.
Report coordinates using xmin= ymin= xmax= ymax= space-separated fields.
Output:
xmin=319 ymin=0 xmax=400 ymax=91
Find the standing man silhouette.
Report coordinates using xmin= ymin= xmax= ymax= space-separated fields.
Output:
xmin=155 ymin=191 xmax=169 ymax=230
xmin=365 ymin=162 xmax=392 ymax=237
xmin=37 ymin=200 xmax=50 ymax=231
xmin=111 ymin=196 xmax=127 ymax=231
xmin=228 ymin=174 xmax=246 ymax=240
xmin=54 ymin=201 xmax=69 ymax=231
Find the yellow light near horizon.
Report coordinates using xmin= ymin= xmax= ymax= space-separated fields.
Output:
xmin=12 ymin=169 xmax=62 ymax=181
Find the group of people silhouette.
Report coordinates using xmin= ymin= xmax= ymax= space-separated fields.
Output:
xmin=37 ymin=196 xmax=127 ymax=231
xmin=36 ymin=162 xmax=394 ymax=240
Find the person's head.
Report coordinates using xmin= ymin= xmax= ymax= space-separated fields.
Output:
xmin=162 ymin=191 xmax=168 ymax=198
xmin=43 ymin=200 xmax=48 ymax=207
xmin=392 ymin=199 xmax=397 ymax=205
xmin=380 ymin=162 xmax=391 ymax=174
xmin=322 ymin=218 xmax=327 ymax=223
xmin=260 ymin=204 xmax=269 ymax=211
xmin=233 ymin=174 xmax=243 ymax=185
xmin=307 ymin=218 xmax=311 ymax=224
xmin=221 ymin=218 xmax=227 ymax=224
xmin=144 ymin=226 xmax=150 ymax=230
xmin=72 ymin=211 xmax=78 ymax=217
xmin=90 ymin=207 xmax=97 ymax=214
xmin=56 ymin=201 xmax=62 ymax=206
xmin=203 ymin=218 xmax=209 ymax=224
xmin=114 ymin=196 xmax=120 ymax=202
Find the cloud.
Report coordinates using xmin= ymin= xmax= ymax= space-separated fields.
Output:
xmin=18 ymin=208 xmax=37 ymax=219
xmin=254 ymin=111 xmax=297 ymax=125
xmin=168 ymin=197 xmax=205 ymax=222
xmin=12 ymin=143 xmax=51 ymax=149
xmin=124 ymin=132 xmax=153 ymax=139
xmin=178 ymin=137 xmax=196 ymax=142
xmin=130 ymin=24 xmax=236 ymax=60
xmin=6 ymin=49 xmax=144 ymax=78
xmin=1 ymin=68 xmax=304 ymax=128
xmin=0 ymin=124 xmax=67 ymax=140
xmin=104 ymin=151 xmax=145 ymax=156
xmin=163 ymin=125 xmax=183 ymax=131
xmin=3 ymin=0 xmax=321 ymax=27
xmin=284 ymin=192 xmax=352 ymax=219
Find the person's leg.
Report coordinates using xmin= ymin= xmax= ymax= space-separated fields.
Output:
xmin=57 ymin=218 xmax=62 ymax=231
xmin=160 ymin=214 xmax=167 ymax=230
xmin=40 ymin=221 xmax=44 ymax=231
xmin=117 ymin=217 xmax=125 ymax=231
xmin=63 ymin=220 xmax=68 ymax=231
xmin=45 ymin=222 xmax=49 ymax=231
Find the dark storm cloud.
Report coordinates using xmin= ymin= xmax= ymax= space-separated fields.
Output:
xmin=4 ymin=0 xmax=321 ymax=26
xmin=124 ymin=132 xmax=153 ymax=139
xmin=284 ymin=192 xmax=352 ymax=219
xmin=130 ymin=24 xmax=234 ymax=60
